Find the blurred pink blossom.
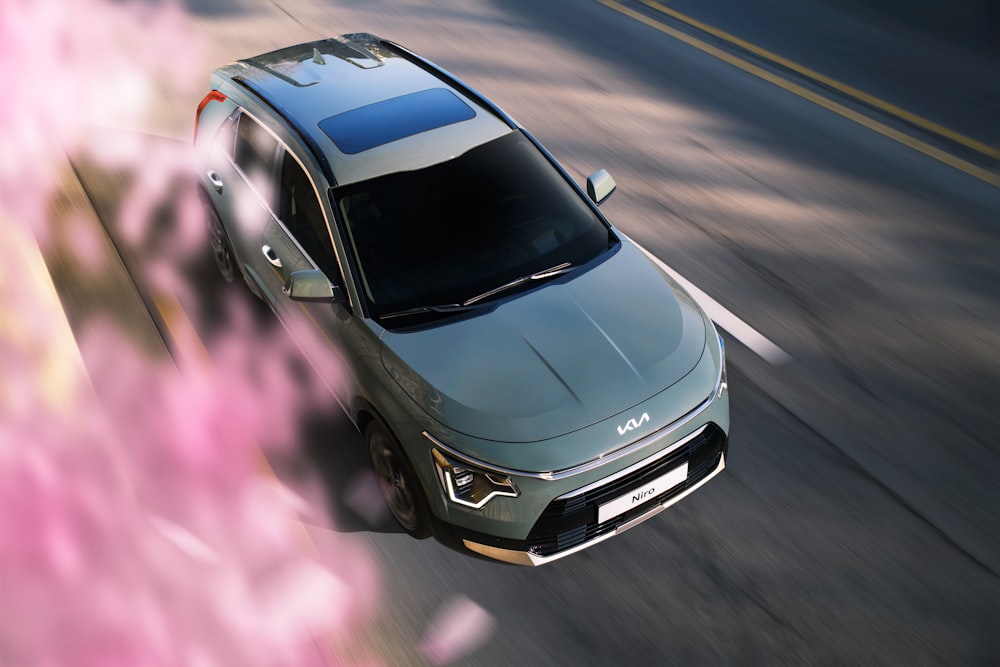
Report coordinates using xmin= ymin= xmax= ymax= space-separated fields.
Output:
xmin=0 ymin=0 xmax=381 ymax=665
xmin=0 ymin=0 xmax=201 ymax=241
xmin=343 ymin=470 xmax=390 ymax=528
xmin=419 ymin=595 xmax=497 ymax=665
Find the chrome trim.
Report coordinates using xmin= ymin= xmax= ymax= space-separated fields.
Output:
xmin=615 ymin=452 xmax=722 ymax=533
xmin=224 ymin=106 xmax=355 ymax=310
xmin=422 ymin=333 xmax=725 ymax=481
xmin=463 ymin=530 xmax=618 ymax=567
xmin=431 ymin=449 xmax=519 ymax=509
xmin=555 ymin=425 xmax=707 ymax=500
xmin=462 ymin=452 xmax=726 ymax=566
xmin=716 ymin=333 xmax=727 ymax=399
xmin=422 ymin=378 xmax=720 ymax=484
xmin=423 ymin=392 xmax=715 ymax=482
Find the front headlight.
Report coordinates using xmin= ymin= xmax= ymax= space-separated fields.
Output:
xmin=432 ymin=449 xmax=519 ymax=509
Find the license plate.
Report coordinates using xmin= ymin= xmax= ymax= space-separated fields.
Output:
xmin=597 ymin=462 xmax=688 ymax=524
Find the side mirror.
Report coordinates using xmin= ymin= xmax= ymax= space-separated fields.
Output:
xmin=283 ymin=269 xmax=345 ymax=304
xmin=586 ymin=169 xmax=616 ymax=205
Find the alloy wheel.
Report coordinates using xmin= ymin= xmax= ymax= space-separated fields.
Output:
xmin=207 ymin=214 xmax=236 ymax=282
xmin=369 ymin=431 xmax=420 ymax=533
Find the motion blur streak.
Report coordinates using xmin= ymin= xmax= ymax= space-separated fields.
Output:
xmin=0 ymin=1 xmax=382 ymax=665
xmin=419 ymin=596 xmax=497 ymax=665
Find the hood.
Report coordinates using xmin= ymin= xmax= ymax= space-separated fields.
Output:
xmin=380 ymin=242 xmax=707 ymax=442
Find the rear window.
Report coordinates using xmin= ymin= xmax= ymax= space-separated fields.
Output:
xmin=318 ymin=88 xmax=476 ymax=154
xmin=234 ymin=114 xmax=278 ymax=179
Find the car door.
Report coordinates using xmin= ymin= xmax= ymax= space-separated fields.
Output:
xmin=258 ymin=149 xmax=342 ymax=304
xmin=259 ymin=148 xmax=367 ymax=408
xmin=208 ymin=110 xmax=281 ymax=297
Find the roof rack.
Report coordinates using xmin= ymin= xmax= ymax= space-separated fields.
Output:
xmin=379 ymin=39 xmax=519 ymax=131
xmin=232 ymin=75 xmax=338 ymax=185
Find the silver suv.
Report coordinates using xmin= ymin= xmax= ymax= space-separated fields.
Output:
xmin=194 ymin=34 xmax=729 ymax=565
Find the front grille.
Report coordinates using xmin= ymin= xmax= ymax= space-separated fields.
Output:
xmin=525 ymin=423 xmax=726 ymax=556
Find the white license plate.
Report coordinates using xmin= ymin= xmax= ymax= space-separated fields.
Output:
xmin=597 ymin=462 xmax=688 ymax=524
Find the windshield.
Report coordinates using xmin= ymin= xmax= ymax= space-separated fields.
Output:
xmin=334 ymin=131 xmax=615 ymax=319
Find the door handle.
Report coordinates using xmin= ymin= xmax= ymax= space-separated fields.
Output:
xmin=207 ymin=170 xmax=224 ymax=194
xmin=262 ymin=244 xmax=283 ymax=268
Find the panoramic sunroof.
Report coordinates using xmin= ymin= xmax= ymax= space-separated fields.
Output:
xmin=319 ymin=88 xmax=477 ymax=155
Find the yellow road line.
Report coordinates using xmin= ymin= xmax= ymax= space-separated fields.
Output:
xmin=151 ymin=290 xmax=292 ymax=481
xmin=597 ymin=0 xmax=1000 ymax=187
xmin=640 ymin=0 xmax=999 ymax=160
xmin=151 ymin=288 xmax=327 ymax=559
xmin=2 ymin=219 xmax=91 ymax=415
xmin=152 ymin=291 xmax=210 ymax=363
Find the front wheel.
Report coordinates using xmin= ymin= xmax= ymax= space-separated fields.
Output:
xmin=367 ymin=420 xmax=432 ymax=539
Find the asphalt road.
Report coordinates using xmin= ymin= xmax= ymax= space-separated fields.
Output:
xmin=621 ymin=0 xmax=1000 ymax=150
xmin=50 ymin=0 xmax=999 ymax=664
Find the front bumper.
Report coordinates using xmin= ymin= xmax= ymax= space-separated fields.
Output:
xmin=436 ymin=422 xmax=727 ymax=565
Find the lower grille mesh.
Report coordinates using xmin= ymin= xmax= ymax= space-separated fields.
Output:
xmin=525 ymin=423 xmax=726 ymax=556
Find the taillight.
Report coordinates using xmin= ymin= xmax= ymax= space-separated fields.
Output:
xmin=194 ymin=90 xmax=227 ymax=142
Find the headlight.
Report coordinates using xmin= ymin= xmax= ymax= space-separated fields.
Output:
xmin=432 ymin=449 xmax=519 ymax=509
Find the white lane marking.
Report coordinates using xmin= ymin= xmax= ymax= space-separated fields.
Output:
xmin=630 ymin=238 xmax=793 ymax=366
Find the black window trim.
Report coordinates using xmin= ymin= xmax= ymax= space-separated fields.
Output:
xmin=226 ymin=110 xmax=281 ymax=217
xmin=227 ymin=102 xmax=358 ymax=313
xmin=328 ymin=129 xmax=620 ymax=325
xmin=275 ymin=146 xmax=354 ymax=311
xmin=233 ymin=75 xmax=338 ymax=186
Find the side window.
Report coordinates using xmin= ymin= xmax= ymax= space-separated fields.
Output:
xmin=280 ymin=153 xmax=342 ymax=285
xmin=233 ymin=113 xmax=278 ymax=194
xmin=214 ymin=112 xmax=238 ymax=158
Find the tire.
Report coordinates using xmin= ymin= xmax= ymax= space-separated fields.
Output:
xmin=366 ymin=420 xmax=432 ymax=539
xmin=205 ymin=206 xmax=237 ymax=283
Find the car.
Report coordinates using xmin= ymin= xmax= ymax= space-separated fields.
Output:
xmin=193 ymin=33 xmax=729 ymax=565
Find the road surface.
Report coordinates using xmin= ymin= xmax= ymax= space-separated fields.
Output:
xmin=44 ymin=0 xmax=1000 ymax=664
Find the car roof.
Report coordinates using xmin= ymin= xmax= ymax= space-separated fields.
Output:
xmin=216 ymin=34 xmax=515 ymax=185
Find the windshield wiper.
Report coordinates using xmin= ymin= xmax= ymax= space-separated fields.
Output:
xmin=381 ymin=262 xmax=575 ymax=320
xmin=380 ymin=302 xmax=479 ymax=320
xmin=462 ymin=262 xmax=574 ymax=306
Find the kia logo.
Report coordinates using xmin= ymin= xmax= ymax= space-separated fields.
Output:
xmin=617 ymin=412 xmax=650 ymax=435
